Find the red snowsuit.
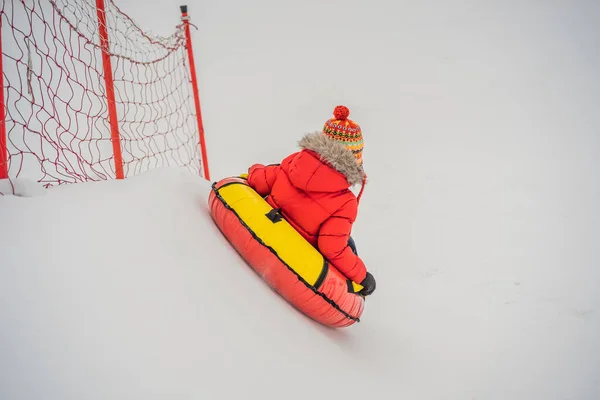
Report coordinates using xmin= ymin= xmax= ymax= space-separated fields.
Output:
xmin=246 ymin=132 xmax=367 ymax=284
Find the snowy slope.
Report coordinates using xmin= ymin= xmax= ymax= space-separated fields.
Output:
xmin=1 ymin=167 xmax=598 ymax=399
xmin=0 ymin=169 xmax=376 ymax=399
xmin=2 ymin=0 xmax=600 ymax=399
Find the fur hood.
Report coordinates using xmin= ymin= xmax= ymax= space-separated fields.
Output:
xmin=297 ymin=132 xmax=364 ymax=186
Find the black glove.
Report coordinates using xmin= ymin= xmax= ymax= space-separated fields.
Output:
xmin=359 ymin=272 xmax=376 ymax=296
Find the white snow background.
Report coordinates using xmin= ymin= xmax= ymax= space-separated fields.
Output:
xmin=1 ymin=0 xmax=600 ymax=399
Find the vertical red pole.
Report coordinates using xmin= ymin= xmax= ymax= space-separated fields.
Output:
xmin=96 ymin=0 xmax=124 ymax=179
xmin=180 ymin=5 xmax=210 ymax=181
xmin=0 ymin=17 xmax=8 ymax=180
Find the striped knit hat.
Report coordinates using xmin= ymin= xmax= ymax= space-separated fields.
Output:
xmin=322 ymin=105 xmax=364 ymax=167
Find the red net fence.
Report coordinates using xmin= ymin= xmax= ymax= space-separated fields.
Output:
xmin=0 ymin=0 xmax=209 ymax=195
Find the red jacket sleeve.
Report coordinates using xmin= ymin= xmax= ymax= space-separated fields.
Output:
xmin=247 ymin=163 xmax=281 ymax=197
xmin=317 ymin=198 xmax=367 ymax=283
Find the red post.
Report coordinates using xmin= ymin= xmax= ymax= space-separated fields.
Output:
xmin=180 ymin=5 xmax=210 ymax=181
xmin=96 ymin=0 xmax=124 ymax=179
xmin=0 ymin=17 xmax=8 ymax=180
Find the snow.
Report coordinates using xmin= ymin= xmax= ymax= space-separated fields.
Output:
xmin=2 ymin=0 xmax=600 ymax=399
xmin=0 ymin=177 xmax=47 ymax=197
xmin=1 ymin=166 xmax=598 ymax=399
xmin=0 ymin=168 xmax=380 ymax=399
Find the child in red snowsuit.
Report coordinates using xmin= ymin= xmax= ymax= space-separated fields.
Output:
xmin=246 ymin=106 xmax=376 ymax=296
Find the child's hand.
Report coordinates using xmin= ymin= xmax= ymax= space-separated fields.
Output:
xmin=359 ymin=272 xmax=376 ymax=296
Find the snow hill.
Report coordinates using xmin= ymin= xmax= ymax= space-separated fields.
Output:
xmin=2 ymin=0 xmax=600 ymax=399
xmin=1 ymin=167 xmax=598 ymax=399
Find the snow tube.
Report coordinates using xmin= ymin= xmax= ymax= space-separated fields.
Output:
xmin=208 ymin=177 xmax=365 ymax=328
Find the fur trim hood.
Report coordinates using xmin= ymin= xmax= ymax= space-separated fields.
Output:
xmin=297 ymin=132 xmax=364 ymax=186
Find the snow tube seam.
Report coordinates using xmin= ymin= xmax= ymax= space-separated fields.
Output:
xmin=210 ymin=182 xmax=361 ymax=323
xmin=314 ymin=260 xmax=329 ymax=290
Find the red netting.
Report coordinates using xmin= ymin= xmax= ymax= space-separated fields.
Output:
xmin=0 ymin=0 xmax=206 ymax=190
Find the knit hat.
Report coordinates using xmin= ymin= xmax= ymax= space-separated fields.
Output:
xmin=322 ymin=105 xmax=364 ymax=167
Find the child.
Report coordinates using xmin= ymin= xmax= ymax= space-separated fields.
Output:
xmin=246 ymin=105 xmax=376 ymax=296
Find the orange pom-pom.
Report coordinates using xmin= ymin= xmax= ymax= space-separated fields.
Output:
xmin=333 ymin=105 xmax=350 ymax=120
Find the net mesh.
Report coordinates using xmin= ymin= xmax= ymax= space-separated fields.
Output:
xmin=1 ymin=0 xmax=205 ymax=190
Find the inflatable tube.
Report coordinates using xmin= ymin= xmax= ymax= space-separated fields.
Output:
xmin=208 ymin=177 xmax=365 ymax=328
